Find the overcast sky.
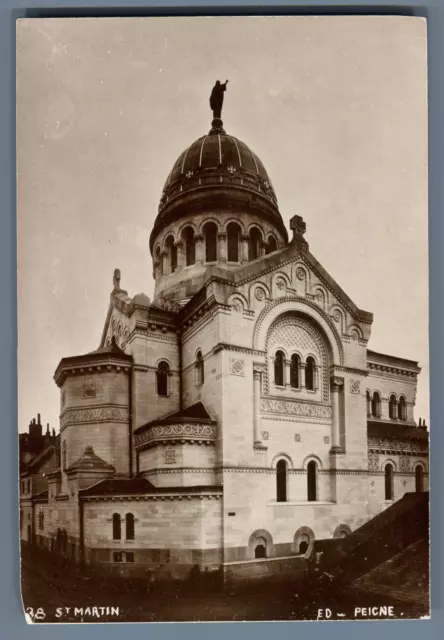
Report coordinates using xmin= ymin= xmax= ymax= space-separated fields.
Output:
xmin=17 ymin=16 xmax=428 ymax=433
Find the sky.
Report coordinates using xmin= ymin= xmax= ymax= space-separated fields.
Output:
xmin=17 ymin=16 xmax=428 ymax=433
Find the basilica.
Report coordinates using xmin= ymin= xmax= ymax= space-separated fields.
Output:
xmin=20 ymin=94 xmax=429 ymax=581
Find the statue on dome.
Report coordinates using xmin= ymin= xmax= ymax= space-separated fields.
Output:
xmin=210 ymin=80 xmax=228 ymax=120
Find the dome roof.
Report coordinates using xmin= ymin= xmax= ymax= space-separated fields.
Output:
xmin=150 ymin=122 xmax=287 ymax=250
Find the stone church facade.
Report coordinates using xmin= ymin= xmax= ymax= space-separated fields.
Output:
xmin=20 ymin=111 xmax=429 ymax=580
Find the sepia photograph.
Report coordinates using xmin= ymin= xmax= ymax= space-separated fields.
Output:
xmin=17 ymin=15 xmax=429 ymax=623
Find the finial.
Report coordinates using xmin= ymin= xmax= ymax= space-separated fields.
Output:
xmin=113 ymin=268 xmax=121 ymax=291
xmin=209 ymin=80 xmax=228 ymax=134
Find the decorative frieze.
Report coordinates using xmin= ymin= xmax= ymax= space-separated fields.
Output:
xmin=135 ymin=423 xmax=217 ymax=449
xmin=60 ymin=405 xmax=129 ymax=429
xmin=260 ymin=397 xmax=332 ymax=419
xmin=368 ymin=436 xmax=428 ymax=455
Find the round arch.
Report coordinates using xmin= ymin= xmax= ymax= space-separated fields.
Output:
xmin=271 ymin=453 xmax=294 ymax=469
xmin=248 ymin=529 xmax=274 ymax=560
xmin=302 ymin=454 xmax=323 ymax=470
xmin=333 ymin=524 xmax=352 ymax=539
xmin=293 ymin=526 xmax=315 ymax=556
xmin=253 ymin=297 xmax=344 ymax=366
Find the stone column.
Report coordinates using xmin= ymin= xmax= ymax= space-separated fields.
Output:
xmin=330 ymin=377 xmax=343 ymax=452
xmin=195 ymin=234 xmax=204 ymax=265
xmin=241 ymin=234 xmax=249 ymax=263
xmin=218 ymin=232 xmax=227 ymax=264
xmin=175 ymin=240 xmax=185 ymax=271
xmin=253 ymin=369 xmax=262 ymax=445
xmin=300 ymin=363 xmax=306 ymax=389
xmin=285 ymin=360 xmax=291 ymax=387
xmin=260 ymin=240 xmax=267 ymax=257
xmin=366 ymin=392 xmax=372 ymax=417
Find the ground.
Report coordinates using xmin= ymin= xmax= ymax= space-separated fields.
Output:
xmin=20 ymin=546 xmax=428 ymax=623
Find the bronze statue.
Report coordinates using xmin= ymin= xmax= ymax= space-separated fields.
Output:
xmin=210 ymin=80 xmax=228 ymax=120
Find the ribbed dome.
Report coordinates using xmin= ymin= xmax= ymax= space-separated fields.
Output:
xmin=163 ymin=132 xmax=277 ymax=204
xmin=150 ymin=123 xmax=287 ymax=250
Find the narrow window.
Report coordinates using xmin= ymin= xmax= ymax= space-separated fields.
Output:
xmin=62 ymin=440 xmax=67 ymax=471
xmin=274 ymin=350 xmax=285 ymax=386
xmin=112 ymin=513 xmax=121 ymax=540
xmin=227 ymin=222 xmax=241 ymax=262
xmin=307 ymin=461 xmax=318 ymax=502
xmin=267 ymin=235 xmax=277 ymax=254
xmin=248 ymin=227 xmax=262 ymax=261
xmin=398 ymin=397 xmax=407 ymax=421
xmin=156 ymin=361 xmax=170 ymax=396
xmin=389 ymin=394 xmax=397 ymax=419
xmin=125 ymin=552 xmax=135 ymax=563
xmin=371 ymin=392 xmax=381 ymax=418
xmin=385 ymin=463 xmax=394 ymax=500
xmin=155 ymin=246 xmax=163 ymax=277
xmin=305 ymin=357 xmax=315 ymax=391
xmin=196 ymin=351 xmax=204 ymax=386
xmin=126 ymin=513 xmax=135 ymax=541
xmin=113 ymin=551 xmax=122 ymax=562
xmin=290 ymin=354 xmax=300 ymax=389
xmin=415 ymin=465 xmax=424 ymax=493
xmin=183 ymin=226 xmax=195 ymax=266
xmin=254 ymin=542 xmax=267 ymax=559
xmin=204 ymin=222 xmax=218 ymax=262
xmin=276 ymin=459 xmax=287 ymax=502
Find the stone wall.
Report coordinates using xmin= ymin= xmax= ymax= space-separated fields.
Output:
xmin=82 ymin=495 xmax=222 ymax=576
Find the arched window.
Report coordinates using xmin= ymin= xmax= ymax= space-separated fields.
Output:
xmin=371 ymin=392 xmax=381 ymax=418
xmin=274 ymin=350 xmax=285 ymax=386
xmin=398 ymin=396 xmax=407 ymax=421
xmin=254 ymin=539 xmax=267 ymax=559
xmin=248 ymin=227 xmax=262 ymax=261
xmin=276 ymin=459 xmax=287 ymax=502
xmin=389 ymin=394 xmax=397 ymax=419
xmin=156 ymin=361 xmax=170 ymax=396
xmin=290 ymin=354 xmax=300 ymax=389
xmin=307 ymin=461 xmax=318 ymax=502
xmin=267 ymin=235 xmax=277 ymax=254
xmin=227 ymin=222 xmax=241 ymax=262
xmin=384 ymin=463 xmax=394 ymax=500
xmin=112 ymin=513 xmax=121 ymax=540
xmin=415 ymin=465 xmax=424 ymax=493
xmin=196 ymin=350 xmax=204 ymax=386
xmin=182 ymin=226 xmax=195 ymax=266
xmin=165 ymin=235 xmax=177 ymax=274
xmin=125 ymin=513 xmax=135 ymax=540
xmin=203 ymin=222 xmax=218 ymax=262
xmin=305 ymin=357 xmax=315 ymax=391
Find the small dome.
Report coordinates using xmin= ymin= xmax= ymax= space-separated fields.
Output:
xmin=150 ymin=123 xmax=287 ymax=251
